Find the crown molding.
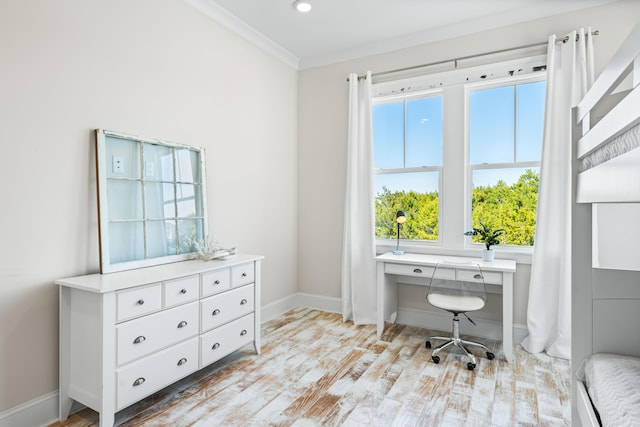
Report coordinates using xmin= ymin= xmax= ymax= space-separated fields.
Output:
xmin=183 ymin=0 xmax=300 ymax=70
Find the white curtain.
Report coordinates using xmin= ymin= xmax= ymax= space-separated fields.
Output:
xmin=522 ymin=29 xmax=594 ymax=359
xmin=341 ymin=71 xmax=377 ymax=324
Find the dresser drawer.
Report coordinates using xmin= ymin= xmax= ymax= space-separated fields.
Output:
xmin=456 ymin=269 xmax=502 ymax=285
xmin=201 ymin=268 xmax=231 ymax=297
xmin=116 ymin=337 xmax=198 ymax=410
xmin=116 ymin=283 xmax=162 ymax=323
xmin=116 ymin=301 xmax=198 ymax=366
xmin=201 ymin=284 xmax=255 ymax=333
xmin=164 ymin=275 xmax=199 ymax=308
xmin=200 ymin=314 xmax=255 ymax=367
xmin=231 ymin=263 xmax=254 ymax=287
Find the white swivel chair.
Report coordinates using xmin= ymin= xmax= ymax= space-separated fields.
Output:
xmin=425 ymin=261 xmax=495 ymax=370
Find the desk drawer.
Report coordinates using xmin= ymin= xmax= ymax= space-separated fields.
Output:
xmin=456 ymin=269 xmax=502 ymax=285
xmin=200 ymin=313 xmax=254 ymax=367
xmin=116 ymin=284 xmax=162 ymax=323
xmin=201 ymin=284 xmax=255 ymax=333
xmin=385 ymin=263 xmax=455 ymax=280
xmin=164 ymin=275 xmax=199 ymax=308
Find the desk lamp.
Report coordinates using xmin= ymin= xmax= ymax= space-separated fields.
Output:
xmin=393 ymin=210 xmax=406 ymax=255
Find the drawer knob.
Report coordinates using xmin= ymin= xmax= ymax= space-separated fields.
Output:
xmin=212 ymin=309 xmax=221 ymax=316
xmin=242 ymin=273 xmax=247 ymax=277
xmin=137 ymin=299 xmax=145 ymax=305
xmin=240 ymin=329 xmax=248 ymax=336
xmin=177 ymin=358 xmax=188 ymax=366
xmin=133 ymin=336 xmax=146 ymax=344
xmin=133 ymin=377 xmax=145 ymax=387
xmin=240 ymin=299 xmax=248 ymax=305
xmin=413 ymin=268 xmax=422 ymax=274
xmin=212 ymin=343 xmax=220 ymax=350
xmin=474 ymin=274 xmax=483 ymax=279
xmin=177 ymin=321 xmax=188 ymax=328
xmin=214 ymin=280 xmax=220 ymax=285
xmin=180 ymin=288 xmax=187 ymax=294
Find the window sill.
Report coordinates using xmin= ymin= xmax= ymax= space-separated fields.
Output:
xmin=376 ymin=242 xmax=533 ymax=265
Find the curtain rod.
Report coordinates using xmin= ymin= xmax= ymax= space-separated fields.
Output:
xmin=348 ymin=30 xmax=599 ymax=81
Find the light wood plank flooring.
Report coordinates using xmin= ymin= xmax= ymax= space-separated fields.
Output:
xmin=51 ymin=308 xmax=570 ymax=426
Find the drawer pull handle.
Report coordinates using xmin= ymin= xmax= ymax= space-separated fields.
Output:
xmin=180 ymin=288 xmax=187 ymax=294
xmin=133 ymin=377 xmax=145 ymax=387
xmin=240 ymin=299 xmax=248 ymax=305
xmin=413 ymin=268 xmax=422 ymax=274
xmin=177 ymin=321 xmax=188 ymax=328
xmin=242 ymin=273 xmax=247 ymax=277
xmin=212 ymin=309 xmax=221 ymax=316
xmin=133 ymin=336 xmax=146 ymax=344
xmin=177 ymin=358 xmax=188 ymax=366
xmin=212 ymin=343 xmax=220 ymax=350
xmin=240 ymin=329 xmax=248 ymax=336
xmin=214 ymin=280 xmax=220 ymax=285
xmin=473 ymin=274 xmax=483 ymax=279
xmin=137 ymin=299 xmax=145 ymax=305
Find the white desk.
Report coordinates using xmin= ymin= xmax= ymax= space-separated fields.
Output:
xmin=376 ymin=252 xmax=516 ymax=362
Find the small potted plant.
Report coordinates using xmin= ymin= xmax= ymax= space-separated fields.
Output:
xmin=464 ymin=222 xmax=505 ymax=262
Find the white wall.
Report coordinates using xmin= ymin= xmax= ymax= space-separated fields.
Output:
xmin=298 ymin=1 xmax=640 ymax=326
xmin=0 ymin=0 xmax=297 ymax=413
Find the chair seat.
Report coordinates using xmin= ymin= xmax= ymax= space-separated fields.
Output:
xmin=427 ymin=293 xmax=485 ymax=312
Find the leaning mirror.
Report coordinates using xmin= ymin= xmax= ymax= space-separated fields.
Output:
xmin=95 ymin=129 xmax=207 ymax=273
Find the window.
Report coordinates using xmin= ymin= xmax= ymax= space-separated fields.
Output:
xmin=371 ymin=58 xmax=546 ymax=255
xmin=373 ymin=93 xmax=443 ymax=241
xmin=468 ymin=79 xmax=544 ymax=247
xmin=96 ymin=130 xmax=207 ymax=273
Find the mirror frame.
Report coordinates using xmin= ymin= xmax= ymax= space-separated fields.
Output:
xmin=95 ymin=129 xmax=208 ymax=273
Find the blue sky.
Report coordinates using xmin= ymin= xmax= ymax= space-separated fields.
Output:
xmin=373 ymin=80 xmax=545 ymax=194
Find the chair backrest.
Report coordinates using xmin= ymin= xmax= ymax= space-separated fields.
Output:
xmin=426 ymin=261 xmax=487 ymax=312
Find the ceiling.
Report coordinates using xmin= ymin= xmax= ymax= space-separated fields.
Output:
xmin=189 ymin=0 xmax=619 ymax=69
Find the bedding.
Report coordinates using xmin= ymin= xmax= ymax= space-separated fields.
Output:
xmin=584 ymin=353 xmax=640 ymax=427
xmin=579 ymin=122 xmax=640 ymax=172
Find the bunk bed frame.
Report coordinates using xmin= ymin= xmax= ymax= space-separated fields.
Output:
xmin=571 ymin=23 xmax=640 ymax=427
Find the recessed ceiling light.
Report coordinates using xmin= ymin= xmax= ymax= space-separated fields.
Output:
xmin=293 ymin=0 xmax=312 ymax=13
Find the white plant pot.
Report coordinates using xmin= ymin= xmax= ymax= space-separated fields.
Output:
xmin=483 ymin=248 xmax=495 ymax=262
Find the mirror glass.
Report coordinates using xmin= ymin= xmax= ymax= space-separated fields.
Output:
xmin=96 ymin=129 xmax=207 ymax=273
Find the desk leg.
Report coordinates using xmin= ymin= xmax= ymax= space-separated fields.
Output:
xmin=377 ymin=262 xmax=398 ymax=337
xmin=503 ymin=272 xmax=514 ymax=362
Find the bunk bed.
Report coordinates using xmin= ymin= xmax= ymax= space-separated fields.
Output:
xmin=572 ymin=23 xmax=640 ymax=427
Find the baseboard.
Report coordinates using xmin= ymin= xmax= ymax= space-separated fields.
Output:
xmin=0 ymin=390 xmax=58 ymax=427
xmin=5 ymin=293 xmax=526 ymax=426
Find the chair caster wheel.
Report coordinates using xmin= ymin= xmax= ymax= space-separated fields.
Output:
xmin=432 ymin=355 xmax=440 ymax=364
xmin=425 ymin=341 xmax=431 ymax=349
xmin=487 ymin=352 xmax=495 ymax=360
xmin=467 ymin=362 xmax=476 ymax=370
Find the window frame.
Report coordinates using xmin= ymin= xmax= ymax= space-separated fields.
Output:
xmin=371 ymin=57 xmax=547 ymax=263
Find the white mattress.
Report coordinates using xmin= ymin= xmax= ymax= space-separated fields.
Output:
xmin=584 ymin=353 xmax=640 ymax=427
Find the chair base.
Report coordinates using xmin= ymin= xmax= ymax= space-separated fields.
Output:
xmin=426 ymin=315 xmax=494 ymax=369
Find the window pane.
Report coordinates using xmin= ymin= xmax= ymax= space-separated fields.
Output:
xmin=406 ymin=97 xmax=443 ymax=167
xmin=516 ymin=81 xmax=545 ymax=162
xmin=107 ymin=180 xmax=143 ymax=220
xmin=373 ymin=102 xmax=404 ymax=168
xmin=147 ymin=220 xmax=177 ymax=258
xmin=144 ymin=182 xmax=176 ymax=219
xmin=176 ymin=184 xmax=202 ymax=218
xmin=375 ymin=172 xmax=439 ymax=241
xmin=108 ymin=221 xmax=144 ymax=263
xmin=469 ymin=86 xmax=514 ymax=164
xmin=105 ymin=135 xmax=141 ymax=179
xmin=175 ymin=149 xmax=200 ymax=183
xmin=178 ymin=219 xmax=204 ymax=254
xmin=144 ymin=143 xmax=174 ymax=181
xmin=471 ymin=168 xmax=539 ymax=246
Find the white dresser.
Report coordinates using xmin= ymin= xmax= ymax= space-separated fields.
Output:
xmin=56 ymin=254 xmax=263 ymax=427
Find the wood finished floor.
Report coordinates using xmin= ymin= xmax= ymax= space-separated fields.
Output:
xmin=51 ymin=308 xmax=570 ymax=427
